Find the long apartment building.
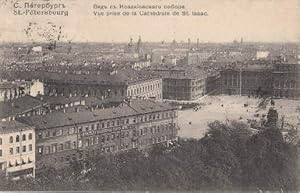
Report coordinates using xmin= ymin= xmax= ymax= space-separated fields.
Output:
xmin=19 ymin=99 xmax=178 ymax=169
xmin=36 ymin=69 xmax=163 ymax=101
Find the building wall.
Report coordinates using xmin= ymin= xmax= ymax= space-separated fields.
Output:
xmin=34 ymin=109 xmax=178 ymax=169
xmin=28 ymin=80 xmax=44 ymax=97
xmin=220 ymin=64 xmax=300 ymax=99
xmin=187 ymin=52 xmax=212 ymax=65
xmin=44 ymin=82 xmax=127 ymax=101
xmin=127 ymin=79 xmax=163 ymax=100
xmin=163 ymin=77 xmax=206 ymax=100
xmin=0 ymin=128 xmax=36 ymax=179
xmin=220 ymin=70 xmax=272 ymax=96
xmin=0 ymin=87 xmax=22 ymax=102
xmin=272 ymin=63 xmax=300 ymax=99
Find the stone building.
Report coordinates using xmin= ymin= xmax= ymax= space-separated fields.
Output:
xmin=43 ymin=69 xmax=163 ymax=101
xmin=220 ymin=65 xmax=273 ymax=96
xmin=19 ymin=99 xmax=178 ymax=169
xmin=0 ymin=121 xmax=36 ymax=179
xmin=272 ymin=62 xmax=300 ymax=99
xmin=0 ymin=95 xmax=48 ymax=122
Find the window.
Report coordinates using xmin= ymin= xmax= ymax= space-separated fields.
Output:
xmin=9 ymin=148 xmax=13 ymax=155
xmin=38 ymin=132 xmax=42 ymax=139
xmin=44 ymin=146 xmax=50 ymax=154
xmin=22 ymin=145 xmax=26 ymax=152
xmin=28 ymin=133 xmax=32 ymax=140
xmin=45 ymin=131 xmax=50 ymax=138
xmin=73 ymin=141 xmax=77 ymax=149
xmin=69 ymin=127 xmax=75 ymax=134
xmin=0 ymin=138 xmax=1 ymax=145
xmin=9 ymin=136 xmax=13 ymax=143
xmin=22 ymin=134 xmax=26 ymax=141
xmin=16 ymin=135 xmax=20 ymax=142
xmin=52 ymin=144 xmax=57 ymax=153
xmin=29 ymin=144 xmax=33 ymax=151
xmin=16 ymin=147 xmax=20 ymax=154
xmin=57 ymin=129 xmax=63 ymax=136
xmin=65 ymin=141 xmax=71 ymax=149
xmin=52 ymin=130 xmax=56 ymax=137
xmin=78 ymin=140 xmax=83 ymax=148
xmin=0 ymin=149 xmax=2 ymax=157
xmin=38 ymin=146 xmax=43 ymax=154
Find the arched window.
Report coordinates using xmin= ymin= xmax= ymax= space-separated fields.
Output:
xmin=16 ymin=135 xmax=20 ymax=142
xmin=28 ymin=133 xmax=32 ymax=140
xmin=9 ymin=136 xmax=13 ymax=143
xmin=22 ymin=134 xmax=26 ymax=141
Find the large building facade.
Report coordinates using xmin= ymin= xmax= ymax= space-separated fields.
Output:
xmin=163 ymin=75 xmax=206 ymax=100
xmin=0 ymin=121 xmax=36 ymax=179
xmin=272 ymin=63 xmax=300 ymax=99
xmin=220 ymin=62 xmax=300 ymax=99
xmin=127 ymin=78 xmax=163 ymax=100
xmin=19 ymin=99 xmax=178 ymax=169
xmin=43 ymin=70 xmax=163 ymax=101
xmin=220 ymin=67 xmax=273 ymax=96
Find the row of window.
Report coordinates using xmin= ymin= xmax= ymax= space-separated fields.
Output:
xmin=7 ymin=157 xmax=33 ymax=168
xmin=128 ymin=82 xmax=161 ymax=96
xmin=8 ymin=145 xmax=33 ymax=155
xmin=8 ymin=133 xmax=33 ymax=144
xmin=50 ymin=136 xmax=174 ymax=164
xmin=38 ymin=140 xmax=76 ymax=155
xmin=139 ymin=123 xmax=176 ymax=136
xmin=38 ymin=112 xmax=176 ymax=139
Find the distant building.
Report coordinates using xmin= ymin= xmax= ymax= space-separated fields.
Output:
xmin=187 ymin=52 xmax=213 ymax=65
xmin=219 ymin=61 xmax=300 ymax=99
xmin=272 ymin=62 xmax=300 ymax=99
xmin=27 ymin=80 xmax=44 ymax=97
xmin=149 ymin=66 xmax=209 ymax=100
xmin=43 ymin=69 xmax=163 ymax=101
xmin=0 ymin=121 xmax=36 ymax=179
xmin=0 ymin=81 xmax=25 ymax=102
xmin=0 ymin=95 xmax=48 ymax=122
xmin=31 ymin=46 xmax=42 ymax=52
xmin=130 ymin=60 xmax=151 ymax=70
xmin=256 ymin=51 xmax=270 ymax=59
xmin=220 ymin=66 xmax=273 ymax=96
xmin=162 ymin=71 xmax=207 ymax=100
xmin=19 ymin=99 xmax=178 ymax=169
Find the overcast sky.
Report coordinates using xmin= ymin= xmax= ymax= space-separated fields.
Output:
xmin=0 ymin=0 xmax=299 ymax=43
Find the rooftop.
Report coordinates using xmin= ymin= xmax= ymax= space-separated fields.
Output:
xmin=0 ymin=95 xmax=47 ymax=119
xmin=19 ymin=99 xmax=176 ymax=130
xmin=0 ymin=120 xmax=33 ymax=134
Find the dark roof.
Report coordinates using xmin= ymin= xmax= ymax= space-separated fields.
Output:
xmin=0 ymin=95 xmax=47 ymax=119
xmin=19 ymin=99 xmax=176 ymax=130
xmin=0 ymin=120 xmax=33 ymax=134
xmin=0 ymin=82 xmax=22 ymax=89
xmin=8 ymin=69 xmax=160 ymax=85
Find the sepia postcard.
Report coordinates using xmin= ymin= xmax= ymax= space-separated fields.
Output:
xmin=0 ymin=0 xmax=299 ymax=192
